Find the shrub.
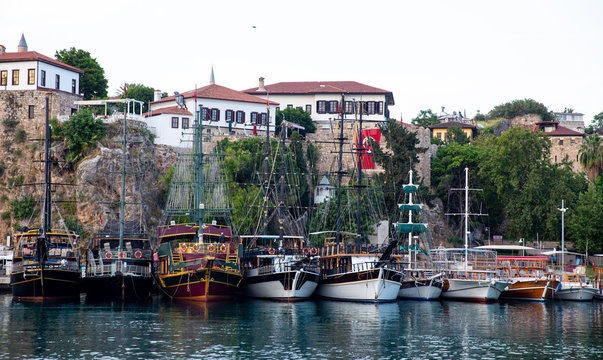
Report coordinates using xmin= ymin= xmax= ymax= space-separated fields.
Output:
xmin=10 ymin=194 xmax=36 ymax=220
xmin=14 ymin=129 xmax=27 ymax=142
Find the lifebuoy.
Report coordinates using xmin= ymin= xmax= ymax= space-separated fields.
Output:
xmin=303 ymin=248 xmax=309 ymax=255
xmin=118 ymin=251 xmax=126 ymax=259
xmin=268 ymin=248 xmax=275 ymax=255
xmin=180 ymin=243 xmax=188 ymax=253
xmin=134 ymin=250 xmax=142 ymax=259
xmin=105 ymin=251 xmax=113 ymax=260
xmin=220 ymin=244 xmax=227 ymax=253
xmin=311 ymin=247 xmax=318 ymax=256
xmin=192 ymin=244 xmax=200 ymax=252
xmin=208 ymin=244 xmax=216 ymax=253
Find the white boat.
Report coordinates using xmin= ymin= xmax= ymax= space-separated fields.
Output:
xmin=395 ymin=169 xmax=442 ymax=301
xmin=0 ymin=244 xmax=13 ymax=290
xmin=554 ymin=271 xmax=598 ymax=301
xmin=315 ymin=250 xmax=402 ymax=302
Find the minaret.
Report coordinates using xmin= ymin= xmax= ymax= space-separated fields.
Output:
xmin=18 ymin=33 xmax=28 ymax=52
xmin=209 ymin=65 xmax=215 ymax=85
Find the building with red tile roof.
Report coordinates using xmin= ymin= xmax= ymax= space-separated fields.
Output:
xmin=533 ymin=121 xmax=586 ymax=172
xmin=243 ymin=78 xmax=394 ymax=129
xmin=146 ymin=78 xmax=279 ymax=147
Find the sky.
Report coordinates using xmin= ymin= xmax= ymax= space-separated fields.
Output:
xmin=1 ymin=0 xmax=602 ymax=124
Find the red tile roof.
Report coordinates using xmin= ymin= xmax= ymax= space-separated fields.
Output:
xmin=0 ymin=51 xmax=84 ymax=73
xmin=153 ymin=83 xmax=278 ymax=106
xmin=144 ymin=105 xmax=192 ymax=117
xmin=533 ymin=122 xmax=585 ymax=136
xmin=243 ymin=81 xmax=395 ymax=104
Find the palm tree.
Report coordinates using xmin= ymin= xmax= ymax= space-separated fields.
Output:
xmin=578 ymin=134 xmax=603 ymax=183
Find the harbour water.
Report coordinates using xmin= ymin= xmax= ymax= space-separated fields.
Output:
xmin=0 ymin=293 xmax=601 ymax=359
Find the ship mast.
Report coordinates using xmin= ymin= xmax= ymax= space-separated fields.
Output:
xmin=118 ymin=106 xmax=127 ymax=251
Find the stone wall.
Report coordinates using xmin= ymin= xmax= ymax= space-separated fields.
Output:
xmin=550 ymin=135 xmax=584 ymax=173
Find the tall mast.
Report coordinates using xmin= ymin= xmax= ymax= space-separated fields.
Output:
xmin=261 ymin=101 xmax=271 ymax=235
xmin=42 ymin=96 xmax=52 ymax=237
xmin=194 ymin=103 xmax=205 ymax=226
xmin=118 ymin=103 xmax=127 ymax=251
xmin=335 ymin=94 xmax=345 ymax=245
xmin=356 ymin=101 xmax=363 ymax=250
xmin=407 ymin=170 xmax=414 ymax=267
xmin=278 ymin=116 xmax=286 ymax=247
xmin=464 ymin=167 xmax=469 ymax=270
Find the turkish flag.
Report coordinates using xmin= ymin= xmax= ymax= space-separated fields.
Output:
xmin=356 ymin=128 xmax=381 ymax=169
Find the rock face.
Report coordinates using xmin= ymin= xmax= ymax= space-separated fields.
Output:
xmin=76 ymin=122 xmax=175 ymax=241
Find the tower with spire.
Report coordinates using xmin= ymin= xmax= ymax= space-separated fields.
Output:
xmin=209 ymin=65 xmax=215 ymax=85
xmin=18 ymin=33 xmax=28 ymax=52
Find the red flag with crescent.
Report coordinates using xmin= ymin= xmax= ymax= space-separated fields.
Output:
xmin=356 ymin=128 xmax=381 ymax=169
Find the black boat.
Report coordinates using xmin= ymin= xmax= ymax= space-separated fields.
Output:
xmin=10 ymin=96 xmax=81 ymax=301
xmin=82 ymin=102 xmax=153 ymax=301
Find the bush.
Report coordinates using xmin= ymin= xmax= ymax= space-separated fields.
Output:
xmin=53 ymin=108 xmax=105 ymax=164
xmin=8 ymin=175 xmax=24 ymax=186
xmin=14 ymin=129 xmax=27 ymax=142
xmin=487 ymin=99 xmax=555 ymax=122
xmin=10 ymin=194 xmax=36 ymax=220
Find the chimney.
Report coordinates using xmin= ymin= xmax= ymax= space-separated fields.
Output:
xmin=18 ymin=33 xmax=28 ymax=52
xmin=258 ymin=77 xmax=265 ymax=91
xmin=154 ymin=89 xmax=162 ymax=102
xmin=0 ymin=45 xmax=5 ymax=55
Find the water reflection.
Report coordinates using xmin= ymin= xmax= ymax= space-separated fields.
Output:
xmin=0 ymin=293 xmax=602 ymax=359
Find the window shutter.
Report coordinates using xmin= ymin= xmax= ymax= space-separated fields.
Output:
xmin=316 ymin=101 xmax=320 ymax=114
xmin=242 ymin=112 xmax=245 ymax=123
xmin=216 ymin=109 xmax=220 ymax=121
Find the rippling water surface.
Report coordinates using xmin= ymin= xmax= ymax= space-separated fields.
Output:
xmin=0 ymin=293 xmax=601 ymax=359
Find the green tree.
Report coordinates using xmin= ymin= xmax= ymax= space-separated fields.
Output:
xmin=578 ymin=134 xmax=603 ymax=183
xmin=55 ymin=47 xmax=108 ymax=99
xmin=585 ymin=111 xmax=603 ymax=133
xmin=53 ymin=108 xmax=105 ymax=163
xmin=120 ymin=83 xmax=155 ymax=113
xmin=411 ymin=109 xmax=439 ymax=128
xmin=445 ymin=126 xmax=470 ymax=144
xmin=276 ymin=107 xmax=316 ymax=134
xmin=372 ymin=119 xmax=425 ymax=220
xmin=473 ymin=113 xmax=486 ymax=122
xmin=487 ymin=99 xmax=555 ymax=122
xmin=567 ymin=184 xmax=603 ymax=253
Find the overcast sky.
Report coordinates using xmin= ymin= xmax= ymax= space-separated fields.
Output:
xmin=2 ymin=0 xmax=601 ymax=124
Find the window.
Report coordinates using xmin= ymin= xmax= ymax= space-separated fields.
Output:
xmin=558 ymin=139 xmax=563 ymax=146
xmin=367 ymin=101 xmax=376 ymax=114
xmin=554 ymin=155 xmax=557 ymax=163
xmin=275 ymin=107 xmax=280 ymax=112
xmin=377 ymin=101 xmax=384 ymax=115
xmin=250 ymin=112 xmax=258 ymax=124
xmin=27 ymin=69 xmax=35 ymax=85
xmin=182 ymin=117 xmax=189 ymax=129
xmin=328 ymin=100 xmax=338 ymax=114
xmin=211 ymin=108 xmax=220 ymax=121
xmin=305 ymin=104 xmax=312 ymax=114
xmin=28 ymin=105 xmax=34 ymax=119
xmin=72 ymin=79 xmax=76 ymax=93
xmin=55 ymin=74 xmax=60 ymax=89
xmin=260 ymin=113 xmax=267 ymax=125
xmin=570 ymin=139 xmax=575 ymax=145
xmin=287 ymin=104 xmax=293 ymax=108
xmin=171 ymin=117 xmax=179 ymax=128
xmin=317 ymin=101 xmax=326 ymax=114
xmin=436 ymin=132 xmax=442 ymax=139
xmin=236 ymin=111 xmax=245 ymax=124
xmin=225 ymin=110 xmax=234 ymax=122
xmin=201 ymin=107 xmax=208 ymax=121
xmin=0 ymin=71 xmax=6 ymax=86
xmin=12 ymin=70 xmax=19 ymax=85
xmin=40 ymin=70 xmax=46 ymax=87
xmin=345 ymin=101 xmax=354 ymax=114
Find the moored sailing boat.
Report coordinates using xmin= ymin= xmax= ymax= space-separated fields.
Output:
xmin=239 ymin=119 xmax=319 ymax=301
xmin=10 ymin=97 xmax=81 ymax=301
xmin=154 ymin=101 xmax=242 ymax=301
xmin=435 ymin=168 xmax=510 ymax=302
xmin=395 ymin=169 xmax=443 ymax=300
xmin=313 ymin=96 xmax=403 ymax=302
xmin=82 ymin=106 xmax=153 ymax=301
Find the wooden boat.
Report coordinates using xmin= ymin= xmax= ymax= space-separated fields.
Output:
xmin=238 ymin=121 xmax=319 ymax=301
xmin=496 ymin=255 xmax=559 ymax=301
xmin=399 ymin=269 xmax=443 ymax=300
xmin=82 ymin=107 xmax=153 ymax=301
xmin=313 ymin=96 xmax=403 ymax=302
xmin=10 ymin=97 xmax=81 ymax=301
xmin=154 ymin=108 xmax=242 ymax=301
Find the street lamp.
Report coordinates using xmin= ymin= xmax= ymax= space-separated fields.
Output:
xmin=519 ymin=238 xmax=524 ymax=256
xmin=558 ymin=200 xmax=568 ymax=268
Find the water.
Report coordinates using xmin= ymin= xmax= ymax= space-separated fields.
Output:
xmin=0 ymin=293 xmax=601 ymax=359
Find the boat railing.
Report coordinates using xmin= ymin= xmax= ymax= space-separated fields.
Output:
xmin=325 ymin=261 xmax=404 ymax=275
xmin=100 ymin=249 xmax=153 ymax=261
xmin=176 ymin=242 xmax=238 ymax=258
xmin=86 ymin=262 xmax=151 ymax=277
xmin=255 ymin=262 xmax=319 ymax=275
xmin=12 ymin=259 xmax=80 ymax=272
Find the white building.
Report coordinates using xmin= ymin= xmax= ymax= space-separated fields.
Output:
xmin=243 ymin=78 xmax=394 ymax=129
xmin=0 ymin=34 xmax=82 ymax=95
xmin=146 ymin=79 xmax=279 ymax=147
xmin=314 ymin=176 xmax=335 ymax=204
xmin=555 ymin=110 xmax=585 ymax=133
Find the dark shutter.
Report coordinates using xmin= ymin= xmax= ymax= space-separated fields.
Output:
xmin=216 ymin=109 xmax=220 ymax=121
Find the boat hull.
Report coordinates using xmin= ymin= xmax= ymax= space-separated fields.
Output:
xmin=158 ymin=267 xmax=242 ymax=302
xmin=83 ymin=274 xmax=153 ymax=301
xmin=398 ymin=282 xmax=442 ymax=300
xmin=500 ymin=279 xmax=559 ymax=301
xmin=316 ymin=268 xmax=402 ymax=302
xmin=555 ymin=286 xmax=598 ymax=301
xmin=11 ymin=268 xmax=80 ymax=301
xmin=240 ymin=269 xmax=319 ymax=301
xmin=441 ymin=278 xmax=509 ymax=302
